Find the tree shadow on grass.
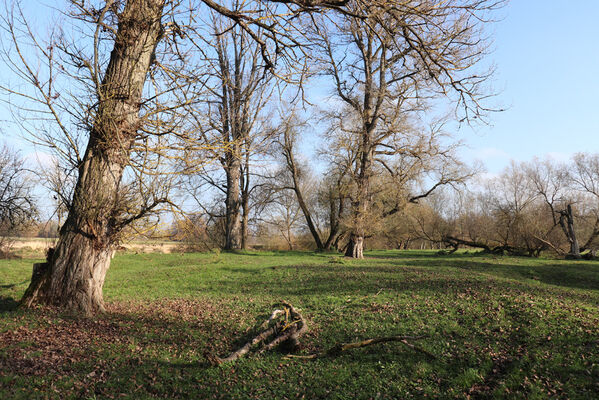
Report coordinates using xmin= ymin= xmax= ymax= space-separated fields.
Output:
xmin=206 ymin=261 xmax=599 ymax=308
xmin=2 ymin=289 xmax=598 ymax=399
xmin=397 ymin=258 xmax=599 ymax=293
xmin=0 ymin=303 xmax=431 ymax=398
xmin=2 ymin=301 xmax=595 ymax=399
xmin=363 ymin=250 xmax=599 ymax=287
xmin=244 ymin=250 xmax=319 ymax=257
xmin=365 ymin=250 xmax=491 ymax=259
xmin=0 ymin=296 xmax=19 ymax=312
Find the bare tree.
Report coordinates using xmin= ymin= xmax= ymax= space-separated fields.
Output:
xmin=274 ymin=111 xmax=329 ymax=249
xmin=440 ymin=160 xmax=578 ymax=257
xmin=37 ymin=158 xmax=77 ymax=230
xmin=0 ymin=143 xmax=37 ymax=255
xmin=525 ymin=159 xmax=579 ymax=257
xmin=568 ymin=153 xmax=599 ymax=256
xmin=263 ymin=185 xmax=304 ymax=250
xmin=316 ymin=169 xmax=348 ymax=250
xmin=183 ymin=9 xmax=275 ymax=250
xmin=1 ymin=0 xmax=177 ymax=314
xmin=313 ymin=0 xmax=503 ymax=258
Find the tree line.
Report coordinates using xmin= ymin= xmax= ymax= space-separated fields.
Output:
xmin=409 ymin=155 xmax=599 ymax=259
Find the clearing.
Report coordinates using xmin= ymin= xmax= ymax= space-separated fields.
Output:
xmin=1 ymin=250 xmax=598 ymax=399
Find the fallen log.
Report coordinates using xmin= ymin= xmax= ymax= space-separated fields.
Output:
xmin=209 ymin=302 xmax=306 ymax=365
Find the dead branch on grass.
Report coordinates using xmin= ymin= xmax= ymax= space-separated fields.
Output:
xmin=209 ymin=302 xmax=434 ymax=364
xmin=283 ymin=334 xmax=435 ymax=360
xmin=209 ymin=302 xmax=307 ymax=365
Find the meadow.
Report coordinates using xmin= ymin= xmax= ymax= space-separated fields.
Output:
xmin=1 ymin=250 xmax=598 ymax=399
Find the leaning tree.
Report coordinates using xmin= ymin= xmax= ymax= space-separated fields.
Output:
xmin=1 ymin=0 xmax=198 ymax=314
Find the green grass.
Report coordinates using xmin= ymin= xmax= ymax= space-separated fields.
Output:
xmin=1 ymin=250 xmax=598 ymax=399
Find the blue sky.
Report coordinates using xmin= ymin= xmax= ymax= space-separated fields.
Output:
xmin=458 ymin=0 xmax=599 ymax=173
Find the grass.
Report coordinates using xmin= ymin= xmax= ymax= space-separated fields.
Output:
xmin=1 ymin=250 xmax=598 ymax=399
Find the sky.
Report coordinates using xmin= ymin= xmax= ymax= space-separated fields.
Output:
xmin=1 ymin=1 xmax=599 ymax=190
xmin=457 ymin=1 xmax=599 ymax=174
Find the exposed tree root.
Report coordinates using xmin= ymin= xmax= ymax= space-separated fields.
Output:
xmin=209 ymin=303 xmax=434 ymax=365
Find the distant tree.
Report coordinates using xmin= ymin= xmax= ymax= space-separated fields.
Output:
xmin=183 ymin=10 xmax=274 ymax=251
xmin=525 ymin=159 xmax=578 ymax=257
xmin=0 ymin=144 xmax=37 ymax=255
xmin=262 ymin=185 xmax=303 ymax=250
xmin=0 ymin=144 xmax=36 ymax=229
xmin=565 ymin=153 xmax=599 ymax=257
xmin=313 ymin=0 xmax=503 ymax=257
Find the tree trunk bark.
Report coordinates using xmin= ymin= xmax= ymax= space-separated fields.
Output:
xmin=346 ymin=132 xmax=372 ymax=259
xmin=224 ymin=158 xmax=242 ymax=250
xmin=21 ymin=0 xmax=165 ymax=315
xmin=560 ymin=204 xmax=581 ymax=259
xmin=344 ymin=233 xmax=364 ymax=258
xmin=240 ymin=150 xmax=250 ymax=250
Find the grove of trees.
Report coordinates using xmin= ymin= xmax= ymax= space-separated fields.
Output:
xmin=417 ymin=156 xmax=599 ymax=259
xmin=0 ymin=0 xmax=522 ymax=315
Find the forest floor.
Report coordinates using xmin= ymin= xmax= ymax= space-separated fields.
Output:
xmin=1 ymin=250 xmax=598 ymax=399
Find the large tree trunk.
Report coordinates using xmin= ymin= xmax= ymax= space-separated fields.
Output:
xmin=21 ymin=0 xmax=165 ymax=315
xmin=240 ymin=155 xmax=250 ymax=250
xmin=560 ymin=204 xmax=581 ymax=259
xmin=344 ymin=31 xmax=377 ymax=259
xmin=345 ymin=126 xmax=373 ymax=259
xmin=224 ymin=157 xmax=242 ymax=250
xmin=345 ymin=190 xmax=367 ymax=259
xmin=344 ymin=233 xmax=364 ymax=258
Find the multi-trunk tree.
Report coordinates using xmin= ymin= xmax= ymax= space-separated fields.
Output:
xmin=313 ymin=0 xmax=502 ymax=258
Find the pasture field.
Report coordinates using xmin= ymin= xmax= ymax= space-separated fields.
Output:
xmin=1 ymin=250 xmax=598 ymax=399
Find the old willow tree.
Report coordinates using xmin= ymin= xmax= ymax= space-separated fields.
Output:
xmin=312 ymin=0 xmax=504 ymax=258
xmin=0 ymin=0 xmax=174 ymax=314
